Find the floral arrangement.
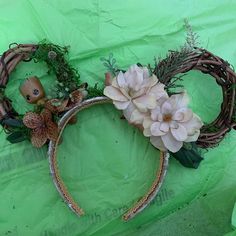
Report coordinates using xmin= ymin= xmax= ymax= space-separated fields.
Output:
xmin=104 ymin=65 xmax=203 ymax=153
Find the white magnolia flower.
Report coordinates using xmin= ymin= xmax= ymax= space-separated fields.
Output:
xmin=143 ymin=92 xmax=203 ymax=153
xmin=103 ymin=64 xmax=167 ymax=124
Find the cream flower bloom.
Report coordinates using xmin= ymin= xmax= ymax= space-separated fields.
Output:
xmin=143 ymin=92 xmax=203 ymax=153
xmin=104 ymin=64 xmax=167 ymax=124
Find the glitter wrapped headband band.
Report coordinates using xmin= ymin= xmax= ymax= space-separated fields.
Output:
xmin=48 ymin=96 xmax=169 ymax=221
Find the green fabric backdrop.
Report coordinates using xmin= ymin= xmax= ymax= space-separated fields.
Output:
xmin=0 ymin=0 xmax=236 ymax=235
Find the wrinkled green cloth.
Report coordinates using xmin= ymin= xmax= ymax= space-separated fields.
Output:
xmin=0 ymin=1 xmax=236 ymax=235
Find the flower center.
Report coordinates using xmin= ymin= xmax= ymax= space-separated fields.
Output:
xmin=163 ymin=114 xmax=172 ymax=122
xmin=128 ymin=89 xmax=136 ymax=98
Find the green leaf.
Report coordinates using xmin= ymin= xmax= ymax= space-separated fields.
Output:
xmin=2 ymin=118 xmax=24 ymax=128
xmin=7 ymin=131 xmax=28 ymax=143
xmin=171 ymin=142 xmax=203 ymax=169
xmin=230 ymin=84 xmax=236 ymax=90
xmin=112 ymin=58 xmax=116 ymax=65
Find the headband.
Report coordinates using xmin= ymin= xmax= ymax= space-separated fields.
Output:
xmin=0 ymin=37 xmax=235 ymax=221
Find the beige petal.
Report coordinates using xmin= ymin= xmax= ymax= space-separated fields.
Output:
xmin=161 ymin=132 xmax=183 ymax=153
xmin=111 ymin=76 xmax=119 ymax=88
xmin=119 ymin=87 xmax=130 ymax=99
xmin=171 ymin=123 xmax=188 ymax=141
xmin=142 ymin=66 xmax=150 ymax=80
xmin=142 ymin=74 xmax=158 ymax=88
xmin=150 ymin=106 xmax=161 ymax=121
xmin=149 ymin=82 xmax=168 ymax=100
xmin=104 ymin=86 xmax=129 ymax=101
xmin=161 ymin=100 xmax=173 ymax=115
xmin=185 ymin=130 xmax=200 ymax=142
xmin=170 ymin=121 xmax=178 ymax=129
xmin=150 ymin=136 xmax=167 ymax=151
xmin=157 ymin=96 xmax=169 ymax=106
xmin=172 ymin=110 xmax=184 ymax=121
xmin=143 ymin=117 xmax=153 ymax=129
xmin=150 ymin=122 xmax=166 ymax=136
xmin=117 ymin=71 xmax=128 ymax=88
xmin=160 ymin=122 xmax=170 ymax=133
xmin=132 ymin=87 xmax=146 ymax=98
xmin=113 ymin=100 xmax=130 ymax=110
xmin=157 ymin=114 xmax=163 ymax=122
xmin=125 ymin=65 xmax=143 ymax=91
xmin=182 ymin=114 xmax=203 ymax=136
xmin=123 ymin=103 xmax=135 ymax=121
xmin=133 ymin=94 xmax=157 ymax=112
xmin=143 ymin=128 xmax=152 ymax=137
xmin=129 ymin=109 xmax=146 ymax=124
xmin=173 ymin=108 xmax=193 ymax=122
xmin=169 ymin=92 xmax=189 ymax=110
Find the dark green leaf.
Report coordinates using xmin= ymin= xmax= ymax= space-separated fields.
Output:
xmin=230 ymin=84 xmax=236 ymax=90
xmin=112 ymin=58 xmax=116 ymax=65
xmin=171 ymin=142 xmax=203 ymax=169
xmin=2 ymin=118 xmax=24 ymax=128
xmin=7 ymin=131 xmax=28 ymax=143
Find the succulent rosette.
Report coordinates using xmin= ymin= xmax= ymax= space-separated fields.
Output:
xmin=104 ymin=64 xmax=167 ymax=124
xmin=143 ymin=93 xmax=203 ymax=152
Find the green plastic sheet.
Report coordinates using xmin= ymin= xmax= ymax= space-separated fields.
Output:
xmin=0 ymin=1 xmax=236 ymax=235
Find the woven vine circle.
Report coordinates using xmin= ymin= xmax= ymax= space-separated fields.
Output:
xmin=155 ymin=48 xmax=236 ymax=148
xmin=0 ymin=43 xmax=83 ymax=143
xmin=0 ymin=44 xmax=38 ymax=121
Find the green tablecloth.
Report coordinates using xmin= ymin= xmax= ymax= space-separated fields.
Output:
xmin=0 ymin=1 xmax=236 ymax=235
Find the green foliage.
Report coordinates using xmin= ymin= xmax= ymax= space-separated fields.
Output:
xmin=0 ymin=88 xmax=5 ymax=101
xmin=100 ymin=53 xmax=119 ymax=76
xmin=1 ymin=118 xmax=24 ymax=128
xmin=184 ymin=19 xmax=199 ymax=49
xmin=86 ymin=83 xmax=104 ymax=98
xmin=7 ymin=131 xmax=29 ymax=143
xmin=30 ymin=40 xmax=81 ymax=99
xmin=154 ymin=20 xmax=201 ymax=91
xmin=171 ymin=142 xmax=204 ymax=169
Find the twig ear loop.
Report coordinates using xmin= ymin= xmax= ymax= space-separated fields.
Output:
xmin=48 ymin=96 xmax=169 ymax=221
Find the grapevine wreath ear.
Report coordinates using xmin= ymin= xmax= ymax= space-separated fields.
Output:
xmin=0 ymin=36 xmax=235 ymax=221
xmin=0 ymin=42 xmax=99 ymax=146
xmin=153 ymin=47 xmax=236 ymax=148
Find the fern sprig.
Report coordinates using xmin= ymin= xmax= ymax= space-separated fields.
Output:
xmin=100 ymin=53 xmax=119 ymax=76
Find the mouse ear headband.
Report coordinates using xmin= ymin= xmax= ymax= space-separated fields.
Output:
xmin=0 ymin=35 xmax=235 ymax=221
